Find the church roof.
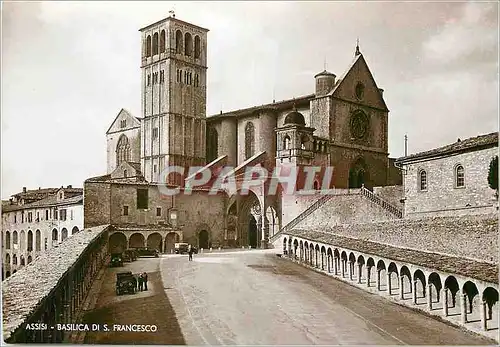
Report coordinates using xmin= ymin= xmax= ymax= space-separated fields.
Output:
xmin=208 ymin=94 xmax=315 ymax=121
xmin=396 ymin=132 xmax=498 ymax=163
xmin=314 ymin=70 xmax=336 ymax=78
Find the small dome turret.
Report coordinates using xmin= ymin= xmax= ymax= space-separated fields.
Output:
xmin=284 ymin=110 xmax=305 ymax=126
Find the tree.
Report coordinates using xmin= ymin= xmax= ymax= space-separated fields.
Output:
xmin=488 ymin=155 xmax=498 ymax=195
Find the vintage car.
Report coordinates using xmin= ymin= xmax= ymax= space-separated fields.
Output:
xmin=123 ymin=249 xmax=137 ymax=262
xmin=116 ymin=271 xmax=137 ymax=295
xmin=134 ymin=247 xmax=159 ymax=258
xmin=110 ymin=253 xmax=124 ymax=267
xmin=174 ymin=243 xmax=189 ymax=254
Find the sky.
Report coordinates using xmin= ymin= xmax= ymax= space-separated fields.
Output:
xmin=1 ymin=1 xmax=499 ymax=198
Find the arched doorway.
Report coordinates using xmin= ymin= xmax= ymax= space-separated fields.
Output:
xmin=129 ymin=233 xmax=145 ymax=249
xmin=199 ymin=230 xmax=209 ymax=249
xmin=164 ymin=232 xmax=179 ymax=254
xmin=147 ymin=233 xmax=163 ymax=252
xmin=109 ymin=232 xmax=127 ymax=253
xmin=248 ymin=216 xmax=258 ymax=248
xmin=349 ymin=158 xmax=369 ymax=189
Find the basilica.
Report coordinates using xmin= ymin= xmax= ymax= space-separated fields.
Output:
xmin=84 ymin=14 xmax=401 ymax=252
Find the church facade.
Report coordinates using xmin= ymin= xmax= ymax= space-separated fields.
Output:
xmin=84 ymin=15 xmax=401 ymax=252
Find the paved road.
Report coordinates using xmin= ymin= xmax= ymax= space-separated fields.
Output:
xmin=160 ymin=249 xmax=494 ymax=345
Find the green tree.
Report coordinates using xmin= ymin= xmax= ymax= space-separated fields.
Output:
xmin=488 ymin=155 xmax=498 ymax=192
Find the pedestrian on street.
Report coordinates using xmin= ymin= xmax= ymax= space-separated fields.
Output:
xmin=143 ymin=272 xmax=148 ymax=291
xmin=138 ymin=273 xmax=144 ymax=291
xmin=188 ymin=246 xmax=193 ymax=261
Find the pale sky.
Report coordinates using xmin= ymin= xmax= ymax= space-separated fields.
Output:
xmin=1 ymin=1 xmax=499 ymax=198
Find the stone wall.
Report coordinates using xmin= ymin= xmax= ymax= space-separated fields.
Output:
xmin=293 ymin=192 xmax=400 ymax=230
xmin=280 ymin=192 xmax=326 ymax=228
xmin=85 ymin=180 xmax=226 ymax=246
xmin=293 ymin=214 xmax=498 ymax=264
xmin=403 ymin=146 xmax=498 ymax=218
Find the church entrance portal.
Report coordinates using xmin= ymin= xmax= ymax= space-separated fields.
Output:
xmin=199 ymin=230 xmax=209 ymax=249
xmin=249 ymin=216 xmax=258 ymax=248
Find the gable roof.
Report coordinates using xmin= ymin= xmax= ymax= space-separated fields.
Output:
xmin=396 ymin=132 xmax=498 ymax=163
xmin=328 ymin=53 xmax=389 ymax=112
xmin=106 ymin=108 xmax=141 ymax=134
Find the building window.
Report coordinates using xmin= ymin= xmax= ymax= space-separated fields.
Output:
xmin=245 ymin=122 xmax=255 ymax=159
xmin=36 ymin=212 xmax=39 ymax=222
xmin=116 ymin=134 xmax=131 ymax=165
xmin=147 ymin=74 xmax=151 ymax=86
xmin=153 ymin=128 xmax=159 ymax=139
xmin=194 ymin=74 xmax=199 ymax=87
xmin=283 ymin=135 xmax=291 ymax=150
xmin=54 ymin=210 xmax=58 ymax=220
xmin=153 ymin=32 xmax=159 ymax=55
xmin=21 ymin=212 xmax=24 ymax=223
xmin=154 ymin=164 xmax=157 ymax=173
xmin=28 ymin=212 xmax=32 ymax=223
xmin=156 ymin=207 xmax=162 ymax=217
xmin=160 ymin=30 xmax=166 ymax=53
xmin=455 ymin=165 xmax=465 ymax=188
xmin=175 ymin=30 xmax=183 ymax=54
xmin=70 ymin=210 xmax=73 ymax=220
xmin=194 ymin=35 xmax=201 ymax=59
xmin=419 ymin=170 xmax=427 ymax=191
xmin=120 ymin=119 xmax=127 ymax=128
xmin=184 ymin=32 xmax=192 ymax=56
xmin=60 ymin=209 xmax=67 ymax=221
xmin=146 ymin=35 xmax=152 ymax=57
xmin=14 ymin=214 xmax=16 ymax=223
xmin=137 ymin=189 xmax=149 ymax=210
xmin=123 ymin=206 xmax=129 ymax=216
xmin=45 ymin=210 xmax=49 ymax=220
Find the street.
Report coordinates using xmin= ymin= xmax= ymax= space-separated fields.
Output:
xmin=84 ymin=249 xmax=495 ymax=345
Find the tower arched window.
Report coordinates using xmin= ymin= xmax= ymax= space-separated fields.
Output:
xmin=455 ymin=164 xmax=465 ymax=188
xmin=175 ymin=30 xmax=183 ymax=54
xmin=116 ymin=135 xmax=131 ymax=166
xmin=12 ymin=231 xmax=18 ymax=245
xmin=194 ymin=35 xmax=201 ymax=59
xmin=184 ymin=32 xmax=193 ymax=56
xmin=419 ymin=170 xmax=427 ymax=191
xmin=283 ymin=135 xmax=291 ymax=150
xmin=206 ymin=126 xmax=219 ymax=163
xmin=27 ymin=230 xmax=33 ymax=252
xmin=245 ymin=122 xmax=255 ymax=159
xmin=160 ymin=30 xmax=166 ymax=53
xmin=146 ymin=35 xmax=152 ymax=57
xmin=152 ymin=32 xmax=159 ymax=55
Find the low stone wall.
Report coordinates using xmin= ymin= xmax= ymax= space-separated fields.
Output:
xmin=293 ymin=214 xmax=498 ymax=264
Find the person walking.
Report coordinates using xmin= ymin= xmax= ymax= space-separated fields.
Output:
xmin=138 ymin=273 xmax=143 ymax=291
xmin=143 ymin=272 xmax=148 ymax=291
xmin=188 ymin=246 xmax=193 ymax=261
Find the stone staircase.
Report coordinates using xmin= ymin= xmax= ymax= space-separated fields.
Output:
xmin=270 ymin=186 xmax=403 ymax=243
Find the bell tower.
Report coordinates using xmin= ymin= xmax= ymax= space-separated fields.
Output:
xmin=139 ymin=14 xmax=209 ymax=184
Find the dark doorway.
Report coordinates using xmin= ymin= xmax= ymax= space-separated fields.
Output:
xmin=248 ymin=216 xmax=258 ymax=248
xmin=349 ymin=168 xmax=365 ymax=189
xmin=199 ymin=230 xmax=209 ymax=249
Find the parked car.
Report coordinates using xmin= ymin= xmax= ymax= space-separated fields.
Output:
xmin=116 ymin=271 xmax=137 ymax=295
xmin=110 ymin=253 xmax=123 ymax=267
xmin=124 ymin=249 xmax=137 ymax=261
xmin=134 ymin=247 xmax=159 ymax=258
xmin=174 ymin=243 xmax=189 ymax=254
